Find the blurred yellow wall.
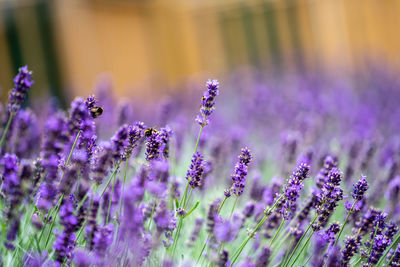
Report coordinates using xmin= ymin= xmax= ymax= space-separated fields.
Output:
xmin=1 ymin=0 xmax=400 ymax=101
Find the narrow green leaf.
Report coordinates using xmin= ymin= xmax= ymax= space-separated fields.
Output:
xmin=183 ymin=201 xmax=199 ymax=218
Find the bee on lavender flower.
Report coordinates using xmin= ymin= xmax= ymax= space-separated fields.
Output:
xmin=90 ymin=106 xmax=103 ymax=118
xmin=145 ymin=127 xmax=158 ymax=137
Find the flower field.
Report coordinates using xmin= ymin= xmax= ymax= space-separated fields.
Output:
xmin=1 ymin=66 xmax=400 ymax=266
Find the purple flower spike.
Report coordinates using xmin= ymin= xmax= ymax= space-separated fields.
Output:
xmin=232 ymin=148 xmax=253 ymax=196
xmin=111 ymin=124 xmax=129 ymax=161
xmin=145 ymin=129 xmax=163 ymax=161
xmin=280 ymin=163 xmax=310 ymax=219
xmin=8 ymin=65 xmax=34 ymax=113
xmin=196 ymin=79 xmax=219 ymax=127
xmin=239 ymin=147 xmax=252 ymax=165
xmin=340 ymin=235 xmax=361 ymax=265
xmin=352 ymin=175 xmax=369 ymax=201
xmin=389 ymin=244 xmax=400 ymax=266
xmin=186 ymin=152 xmax=205 ymax=189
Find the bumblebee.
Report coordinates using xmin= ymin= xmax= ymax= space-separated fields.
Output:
xmin=144 ymin=127 xmax=158 ymax=137
xmin=90 ymin=106 xmax=103 ymax=118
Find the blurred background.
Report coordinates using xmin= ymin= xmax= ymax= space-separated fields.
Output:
xmin=1 ymin=0 xmax=400 ymax=107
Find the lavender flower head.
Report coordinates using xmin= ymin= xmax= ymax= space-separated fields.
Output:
xmin=280 ymin=163 xmax=310 ymax=219
xmin=8 ymin=65 xmax=34 ymax=113
xmin=232 ymin=148 xmax=252 ymax=196
xmin=196 ymin=79 xmax=219 ymax=126
xmin=352 ymin=175 xmax=369 ymax=201
xmin=340 ymin=235 xmax=361 ymax=265
xmin=186 ymin=152 xmax=205 ymax=189
xmin=111 ymin=124 xmax=129 ymax=161
xmin=145 ymin=129 xmax=163 ymax=161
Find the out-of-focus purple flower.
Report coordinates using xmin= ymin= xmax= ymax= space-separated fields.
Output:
xmin=23 ymin=252 xmax=49 ymax=267
xmin=38 ymin=112 xmax=69 ymax=213
xmin=73 ymin=250 xmax=94 ymax=267
xmin=86 ymin=196 xmax=100 ymax=250
xmin=91 ymin=141 xmax=113 ymax=184
xmin=326 ymin=245 xmax=340 ymax=267
xmin=68 ymin=97 xmax=91 ymax=134
xmin=316 ymin=155 xmax=337 ymax=189
xmin=243 ymin=202 xmax=255 ymax=218
xmin=312 ymin=222 xmax=340 ymax=266
xmin=1 ymin=154 xmax=24 ymax=250
xmin=214 ymin=213 xmax=243 ymax=243
xmin=217 ymin=250 xmax=229 ymax=267
xmin=7 ymin=65 xmax=34 ymax=113
xmin=255 ymin=247 xmax=271 ymax=267
xmin=93 ymin=224 xmax=114 ymax=255
xmin=187 ymin=218 xmax=203 ymax=247
xmin=10 ymin=109 xmax=39 ymax=157
xmin=352 ymin=175 xmax=369 ymax=201
xmin=297 ymin=193 xmax=319 ymax=224
xmin=196 ymin=79 xmax=220 ymax=127
xmin=159 ymin=126 xmax=173 ymax=159
xmin=124 ymin=124 xmax=142 ymax=158
xmin=206 ymin=199 xmax=220 ymax=234
xmin=153 ymin=200 xmax=176 ymax=234
xmin=249 ymin=172 xmax=266 ymax=201
xmin=186 ymin=152 xmax=205 ymax=189
xmin=386 ymin=175 xmax=400 ymax=213
xmin=111 ymin=124 xmax=129 ymax=161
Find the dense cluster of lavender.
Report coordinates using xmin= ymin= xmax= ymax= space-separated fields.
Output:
xmin=1 ymin=65 xmax=400 ymax=267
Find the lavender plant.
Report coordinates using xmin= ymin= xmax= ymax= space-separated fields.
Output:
xmin=1 ymin=65 xmax=400 ymax=267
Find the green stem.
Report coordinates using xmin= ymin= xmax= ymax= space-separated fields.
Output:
xmin=179 ymin=182 xmax=190 ymax=208
xmin=290 ymin=231 xmax=314 ymax=267
xmin=100 ymin=162 xmax=121 ymax=197
xmin=283 ymin=214 xmax=318 ymax=267
xmin=58 ymin=130 xmax=81 ymax=186
xmin=0 ymin=112 xmax=15 ymax=150
xmin=270 ymin=219 xmax=285 ymax=246
xmin=280 ymin=239 xmax=294 ymax=267
xmin=43 ymin=195 xmax=64 ymax=249
xmin=194 ymin=126 xmax=204 ymax=154
xmin=231 ymin=214 xmax=268 ymax=265
xmin=184 ymin=188 xmax=193 ymax=210
xmin=178 ymin=126 xmax=204 ymax=208
xmin=106 ymin=166 xmax=118 ymax=225
xmin=218 ymin=197 xmax=228 ymax=213
xmin=171 ymin=216 xmax=183 ymax=258
xmin=387 ymin=246 xmax=398 ymax=266
xmin=229 ymin=195 xmax=238 ymax=219
xmin=119 ymin=160 xmax=129 ymax=216
xmin=231 ymin=194 xmax=285 ymax=265
xmin=75 ymin=221 xmax=87 ymax=244
xmin=334 ymin=201 xmax=356 ymax=246
xmin=197 ymin=235 xmax=210 ymax=263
